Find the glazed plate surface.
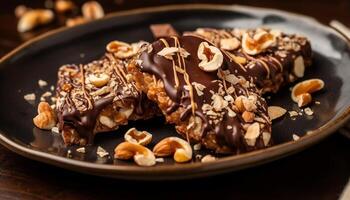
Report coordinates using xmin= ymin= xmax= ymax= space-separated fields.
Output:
xmin=0 ymin=4 xmax=350 ymax=180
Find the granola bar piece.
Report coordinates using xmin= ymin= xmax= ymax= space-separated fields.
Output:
xmin=55 ymin=41 xmax=158 ymax=145
xmin=185 ymin=28 xmax=312 ymax=93
xmin=128 ymin=35 xmax=272 ymax=154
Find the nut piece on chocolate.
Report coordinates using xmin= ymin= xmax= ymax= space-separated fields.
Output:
xmin=185 ymin=28 xmax=312 ymax=94
xmin=128 ymin=35 xmax=272 ymax=154
xmin=55 ymin=41 xmax=158 ymax=145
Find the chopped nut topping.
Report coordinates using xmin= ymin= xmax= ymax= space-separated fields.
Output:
xmin=244 ymin=122 xmax=261 ymax=146
xmin=242 ymin=111 xmax=255 ymax=122
xmin=212 ymin=94 xmax=228 ymax=112
xmin=242 ymin=30 xmax=276 ymax=55
xmin=192 ymin=82 xmax=206 ymax=96
xmin=197 ymin=42 xmax=223 ymax=72
xmin=262 ymin=132 xmax=271 ymax=146
xmin=220 ymin=37 xmax=240 ymax=51
xmin=157 ymin=47 xmax=190 ymax=59
xmin=88 ymin=73 xmax=110 ymax=87
xmin=99 ymin=115 xmax=117 ymax=129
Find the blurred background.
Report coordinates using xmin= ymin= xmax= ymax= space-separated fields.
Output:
xmin=1 ymin=0 xmax=350 ymax=56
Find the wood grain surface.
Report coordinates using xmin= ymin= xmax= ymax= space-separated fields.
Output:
xmin=0 ymin=0 xmax=350 ymax=199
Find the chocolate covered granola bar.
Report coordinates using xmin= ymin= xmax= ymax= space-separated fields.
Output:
xmin=128 ymin=35 xmax=272 ymax=154
xmin=185 ymin=27 xmax=312 ymax=93
xmin=55 ymin=41 xmax=158 ymax=145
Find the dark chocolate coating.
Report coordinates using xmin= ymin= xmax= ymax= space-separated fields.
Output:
xmin=139 ymin=35 xmax=271 ymax=152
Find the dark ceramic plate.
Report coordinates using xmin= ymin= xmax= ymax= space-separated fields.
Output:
xmin=1 ymin=4 xmax=350 ymax=180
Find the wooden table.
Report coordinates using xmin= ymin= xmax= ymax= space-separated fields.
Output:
xmin=1 ymin=1 xmax=350 ymax=199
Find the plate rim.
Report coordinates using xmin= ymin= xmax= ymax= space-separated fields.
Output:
xmin=0 ymin=4 xmax=349 ymax=180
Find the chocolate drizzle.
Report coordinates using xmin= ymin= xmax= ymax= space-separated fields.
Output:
xmin=60 ymin=96 xmax=114 ymax=144
xmin=55 ymin=52 xmax=158 ymax=145
xmin=139 ymin=35 xmax=271 ymax=152
xmin=187 ymin=28 xmax=313 ymax=93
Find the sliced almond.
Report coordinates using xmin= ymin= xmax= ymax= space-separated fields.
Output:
xmin=244 ymin=122 xmax=260 ymax=146
xmin=268 ymin=106 xmax=287 ymax=120
xmin=293 ymin=56 xmax=305 ymax=78
xmin=262 ymin=132 xmax=271 ymax=146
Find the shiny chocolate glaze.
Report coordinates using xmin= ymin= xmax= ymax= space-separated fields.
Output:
xmin=186 ymin=28 xmax=313 ymax=93
xmin=139 ymin=35 xmax=271 ymax=152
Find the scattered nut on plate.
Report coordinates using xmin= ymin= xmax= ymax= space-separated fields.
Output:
xmin=55 ymin=0 xmax=75 ymax=13
xmin=33 ymin=102 xmax=57 ymax=130
xmin=268 ymin=106 xmax=287 ymax=120
xmin=291 ymin=78 xmax=324 ymax=107
xmin=124 ymin=128 xmax=152 ymax=146
xmin=201 ymin=155 xmax=217 ymax=163
xmin=17 ymin=9 xmax=54 ymax=33
xmin=114 ymin=142 xmax=156 ymax=166
xmin=15 ymin=5 xmax=29 ymax=18
xmin=153 ymin=137 xmax=192 ymax=163
xmin=82 ymin=1 xmax=104 ymax=20
xmin=66 ymin=17 xmax=87 ymax=27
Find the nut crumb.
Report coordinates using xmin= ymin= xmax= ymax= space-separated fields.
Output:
xmin=201 ymin=155 xmax=217 ymax=163
xmin=97 ymin=146 xmax=109 ymax=157
xmin=304 ymin=107 xmax=314 ymax=116
xmin=24 ymin=93 xmax=36 ymax=101
xmin=76 ymin=147 xmax=86 ymax=153
xmin=289 ymin=111 xmax=298 ymax=118
xmin=155 ymin=158 xmax=164 ymax=163
xmin=38 ymin=79 xmax=48 ymax=87
xmin=50 ymin=85 xmax=55 ymax=91
xmin=315 ymin=101 xmax=321 ymax=105
xmin=292 ymin=134 xmax=300 ymax=141
xmin=51 ymin=127 xmax=59 ymax=134
xmin=67 ymin=149 xmax=72 ymax=157
xmin=193 ymin=143 xmax=201 ymax=151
